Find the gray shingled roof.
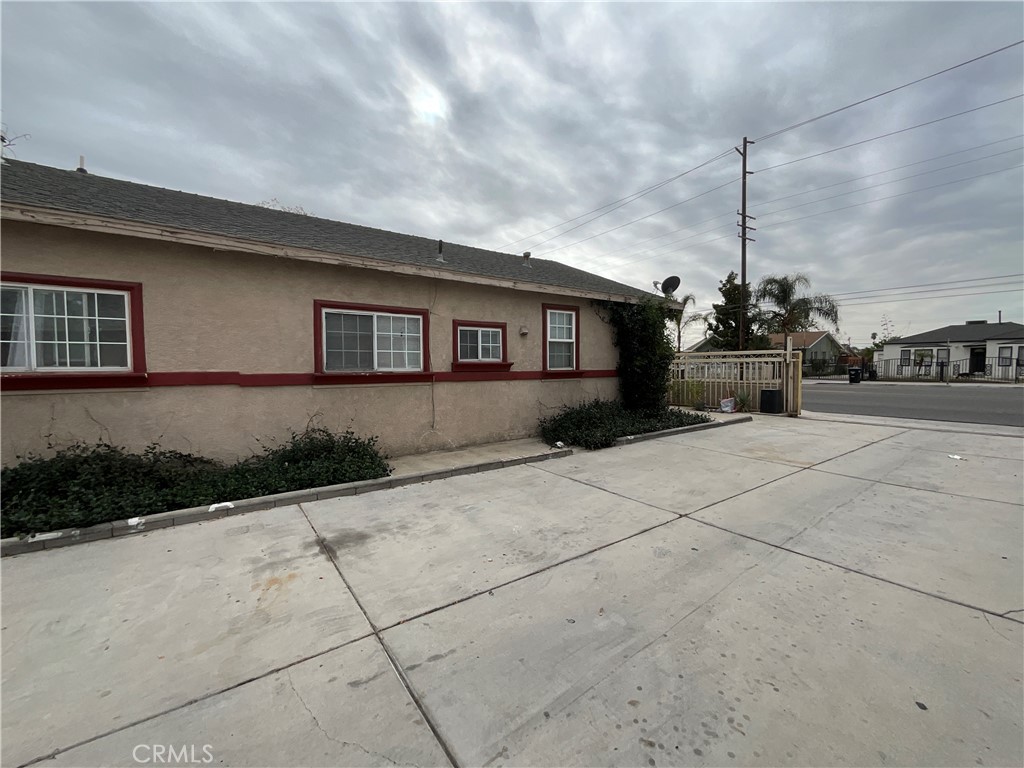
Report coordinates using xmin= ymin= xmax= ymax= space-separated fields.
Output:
xmin=1 ymin=159 xmax=648 ymax=300
xmin=896 ymin=321 xmax=1024 ymax=344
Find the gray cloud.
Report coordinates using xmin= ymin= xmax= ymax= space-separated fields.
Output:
xmin=2 ymin=1 xmax=1021 ymax=345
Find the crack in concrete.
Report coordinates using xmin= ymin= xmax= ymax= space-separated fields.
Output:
xmin=982 ymin=612 xmax=1017 ymax=642
xmin=286 ymin=669 xmax=399 ymax=766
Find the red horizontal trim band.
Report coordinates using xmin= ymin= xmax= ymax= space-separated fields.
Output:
xmin=1 ymin=373 xmax=150 ymax=391
xmin=2 ymin=369 xmax=618 ymax=390
xmin=450 ymin=361 xmax=515 ymax=373
xmin=312 ymin=372 xmax=434 ymax=385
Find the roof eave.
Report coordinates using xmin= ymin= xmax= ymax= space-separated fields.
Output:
xmin=1 ymin=202 xmax=645 ymax=305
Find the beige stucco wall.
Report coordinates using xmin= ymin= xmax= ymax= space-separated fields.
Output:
xmin=1 ymin=221 xmax=621 ymax=464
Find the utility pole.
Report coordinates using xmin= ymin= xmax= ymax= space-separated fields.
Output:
xmin=735 ymin=137 xmax=755 ymax=350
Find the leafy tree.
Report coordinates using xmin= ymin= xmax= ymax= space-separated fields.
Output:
xmin=257 ymin=197 xmax=314 ymax=216
xmin=755 ymin=273 xmax=839 ymax=351
xmin=705 ymin=271 xmax=769 ymax=351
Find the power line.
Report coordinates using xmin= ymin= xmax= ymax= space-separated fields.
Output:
xmin=837 ymin=287 xmax=1023 ymax=307
xmin=590 ymin=210 xmax=735 ymax=260
xmin=576 ymin=136 xmax=1023 ymax=273
xmin=831 ymin=273 xmax=1024 ymax=298
xmin=535 ymin=176 xmax=741 ymax=256
xmin=678 ymin=277 xmax=1024 ymax=319
xmin=754 ymin=94 xmax=1023 ymax=173
xmin=755 ymin=163 xmax=1023 ymax=234
xmin=498 ymin=42 xmax=1023 ymax=255
xmin=495 ymin=148 xmax=734 ymax=250
xmin=749 ymin=135 xmax=1024 ymax=208
xmin=590 ymin=161 xmax=1024 ymax=272
xmin=754 ymin=146 xmax=1024 ymax=218
xmin=754 ymin=40 xmax=1024 ymax=142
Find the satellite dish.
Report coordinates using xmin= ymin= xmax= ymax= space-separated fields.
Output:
xmin=661 ymin=275 xmax=681 ymax=295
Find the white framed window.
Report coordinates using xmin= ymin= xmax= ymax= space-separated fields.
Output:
xmin=458 ymin=327 xmax=502 ymax=362
xmin=997 ymin=346 xmax=1012 ymax=366
xmin=1 ymin=282 xmax=131 ymax=371
xmin=936 ymin=348 xmax=949 ymax=364
xmin=546 ymin=308 xmax=577 ymax=370
xmin=322 ymin=309 xmax=422 ymax=372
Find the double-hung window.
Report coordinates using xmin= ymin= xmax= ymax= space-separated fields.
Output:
xmin=1 ymin=281 xmax=131 ymax=371
xmin=998 ymin=346 xmax=1013 ymax=366
xmin=545 ymin=305 xmax=579 ymax=371
xmin=899 ymin=349 xmax=912 ymax=366
xmin=322 ymin=308 xmax=423 ymax=372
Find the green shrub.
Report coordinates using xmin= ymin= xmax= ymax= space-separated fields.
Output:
xmin=539 ymin=399 xmax=711 ymax=450
xmin=0 ymin=427 xmax=391 ymax=537
xmin=606 ymin=297 xmax=676 ymax=411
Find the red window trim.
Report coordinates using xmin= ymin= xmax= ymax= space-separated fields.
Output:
xmin=313 ymin=300 xmax=431 ymax=379
xmin=451 ymin=319 xmax=513 ymax=372
xmin=542 ymin=303 xmax=581 ymax=373
xmin=0 ymin=271 xmax=147 ymax=389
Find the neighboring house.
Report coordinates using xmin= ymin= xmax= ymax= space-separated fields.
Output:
xmin=878 ymin=320 xmax=1024 ymax=378
xmin=768 ymin=331 xmax=845 ymax=365
xmin=684 ymin=336 xmax=724 ymax=353
xmin=0 ymin=160 xmax=651 ymax=465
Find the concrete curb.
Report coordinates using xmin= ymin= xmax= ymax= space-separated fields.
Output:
xmin=0 ymin=448 xmax=573 ymax=557
xmin=614 ymin=414 xmax=752 ymax=446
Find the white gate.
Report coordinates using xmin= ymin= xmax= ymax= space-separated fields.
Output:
xmin=669 ymin=348 xmax=803 ymax=415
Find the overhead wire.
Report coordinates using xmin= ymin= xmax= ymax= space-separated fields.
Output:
xmin=494 ymin=148 xmax=734 ymax=250
xmin=675 ymin=278 xmax=1024 ymax=320
xmin=495 ymin=41 xmax=1023 ymax=255
xmin=754 ymin=94 xmax=1023 ymax=173
xmin=534 ymin=175 xmax=741 ymax=256
xmin=582 ymin=135 xmax=1024 ymax=270
xmin=753 ymin=163 xmax=1023 ymax=234
xmin=754 ymin=40 xmax=1024 ymax=142
xmin=753 ymin=146 xmax=1024 ymax=218
xmin=749 ymin=135 xmax=1024 ymax=208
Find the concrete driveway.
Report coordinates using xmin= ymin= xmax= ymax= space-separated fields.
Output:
xmin=2 ymin=416 xmax=1022 ymax=768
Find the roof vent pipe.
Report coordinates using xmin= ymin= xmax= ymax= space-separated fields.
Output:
xmin=523 ymin=251 xmax=531 ymax=267
xmin=76 ymin=155 xmax=88 ymax=174
xmin=436 ymin=239 xmax=445 ymax=263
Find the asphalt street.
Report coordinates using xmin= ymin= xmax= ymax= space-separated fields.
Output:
xmin=802 ymin=381 xmax=1024 ymax=427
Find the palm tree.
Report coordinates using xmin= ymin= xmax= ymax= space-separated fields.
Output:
xmin=754 ymin=273 xmax=840 ymax=352
xmin=662 ymin=290 xmax=702 ymax=352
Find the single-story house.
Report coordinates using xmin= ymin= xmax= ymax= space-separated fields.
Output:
xmin=768 ymin=331 xmax=844 ymax=364
xmin=0 ymin=159 xmax=652 ymax=465
xmin=877 ymin=320 xmax=1024 ymax=378
xmin=684 ymin=336 xmax=724 ymax=353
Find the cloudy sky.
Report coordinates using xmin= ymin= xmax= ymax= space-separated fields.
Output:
xmin=3 ymin=1 xmax=1022 ymax=346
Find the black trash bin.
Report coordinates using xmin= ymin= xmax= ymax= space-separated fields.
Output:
xmin=848 ymin=366 xmax=863 ymax=384
xmin=760 ymin=389 xmax=784 ymax=414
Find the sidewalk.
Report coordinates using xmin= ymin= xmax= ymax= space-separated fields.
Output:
xmin=805 ymin=378 xmax=1024 ymax=388
xmin=798 ymin=409 xmax=1024 ymax=438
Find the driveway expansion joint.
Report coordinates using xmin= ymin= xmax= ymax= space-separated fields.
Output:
xmin=296 ymin=503 xmax=462 ymax=768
